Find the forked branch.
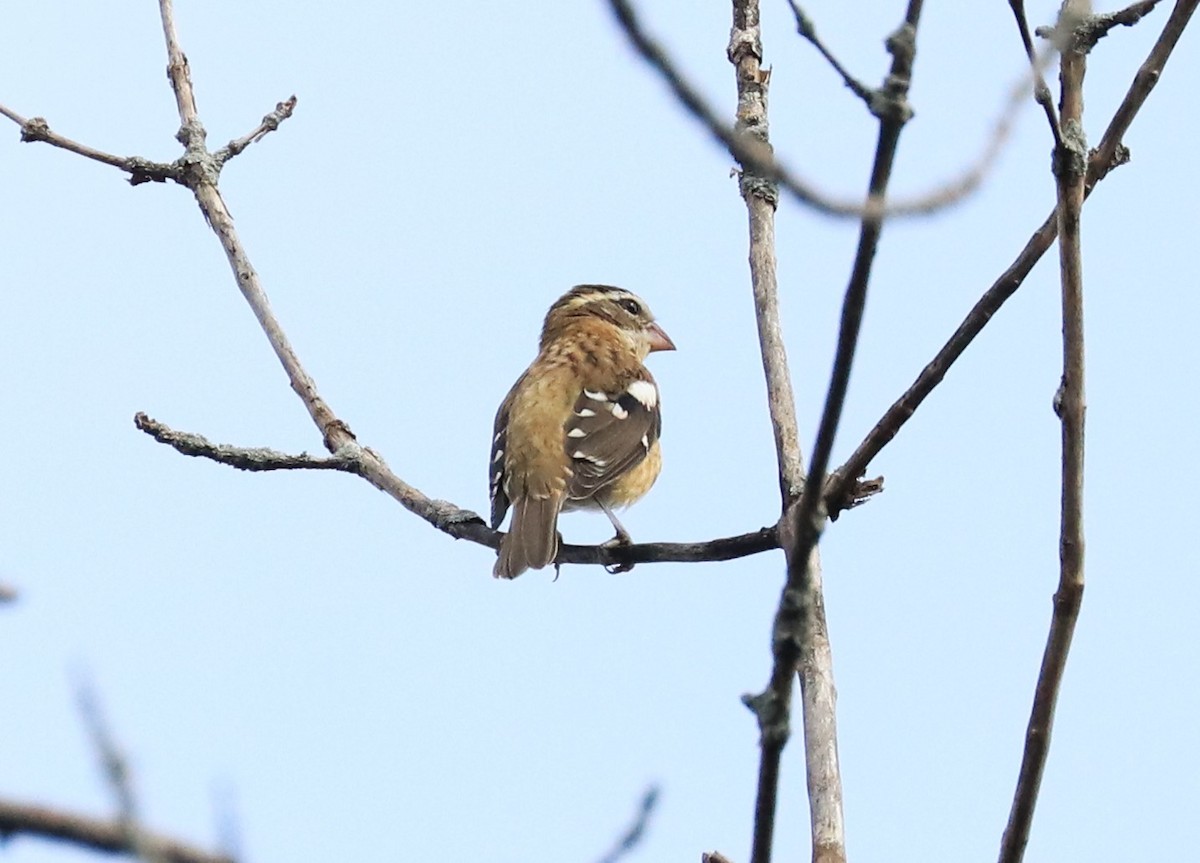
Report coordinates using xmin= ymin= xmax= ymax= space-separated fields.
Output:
xmin=824 ymin=0 xmax=1192 ymax=519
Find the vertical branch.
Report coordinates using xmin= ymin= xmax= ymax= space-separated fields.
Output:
xmin=998 ymin=3 xmax=1090 ymax=861
xmin=727 ymin=4 xmax=846 ymax=863
xmin=729 ymin=6 xmax=804 ymax=504
xmin=744 ymin=3 xmax=924 ymax=862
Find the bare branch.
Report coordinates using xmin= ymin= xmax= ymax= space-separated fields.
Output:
xmin=783 ymin=2 xmax=873 ymax=106
xmin=744 ymin=4 xmax=925 ymax=863
xmin=703 ymin=854 xmax=737 ymax=863
xmin=0 ymin=102 xmax=179 ymax=185
xmin=135 ymin=413 xmax=357 ymax=472
xmin=725 ymin=4 xmax=844 ymax=862
xmin=999 ymin=1 xmax=1090 ymax=857
xmin=728 ymin=9 xmax=804 ymax=504
xmin=1038 ymin=0 xmax=1165 ymax=50
xmin=213 ymin=96 xmax=298 ymax=166
xmin=0 ymin=799 xmax=233 ymax=863
xmin=825 ymin=0 xmax=1198 ymax=518
xmin=154 ymin=0 xmax=349 ymax=458
xmin=607 ymin=0 xmax=1017 ymax=220
xmin=1008 ymin=0 xmax=1063 ymax=145
xmin=1080 ymin=0 xmax=1163 ymax=44
xmin=593 ymin=786 xmax=660 ymax=863
xmin=134 ymin=413 xmax=779 ymax=568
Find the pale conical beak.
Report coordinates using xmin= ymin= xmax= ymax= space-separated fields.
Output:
xmin=647 ymin=321 xmax=676 ymax=352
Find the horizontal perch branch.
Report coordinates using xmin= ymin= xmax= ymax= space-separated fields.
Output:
xmin=134 ymin=413 xmax=782 ymax=569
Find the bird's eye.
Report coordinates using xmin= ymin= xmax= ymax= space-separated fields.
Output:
xmin=618 ymin=298 xmax=642 ymax=316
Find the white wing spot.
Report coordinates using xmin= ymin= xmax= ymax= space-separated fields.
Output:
xmin=492 ymin=448 xmax=504 ymax=463
xmin=584 ymin=389 xmax=609 ymax=402
xmin=567 ymin=428 xmax=587 ymax=438
xmin=626 ymin=380 xmax=658 ymax=409
xmin=610 ymin=402 xmax=628 ymax=420
xmin=491 ymin=470 xmax=503 ymax=487
xmin=575 ymin=408 xmax=596 ymax=417
xmin=493 ymin=430 xmax=504 ymax=443
xmin=574 ymin=451 xmax=607 ymax=467
xmin=641 ymin=434 xmax=649 ymax=450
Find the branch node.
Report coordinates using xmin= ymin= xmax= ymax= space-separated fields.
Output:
xmin=1053 ymin=118 xmax=1089 ymax=180
xmin=741 ymin=689 xmax=789 ymax=745
xmin=824 ymin=474 xmax=884 ymax=520
xmin=727 ymin=24 xmax=763 ymax=65
xmin=19 ymin=116 xmax=51 ymax=143
xmin=738 ymin=172 xmax=779 ymax=207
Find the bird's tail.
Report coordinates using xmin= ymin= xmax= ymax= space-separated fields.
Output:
xmin=494 ymin=494 xmax=561 ymax=579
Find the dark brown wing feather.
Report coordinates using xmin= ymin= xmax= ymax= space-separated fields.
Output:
xmin=489 ymin=389 xmax=513 ymax=530
xmin=564 ymin=378 xmax=660 ymax=503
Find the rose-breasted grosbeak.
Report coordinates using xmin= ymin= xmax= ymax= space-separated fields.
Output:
xmin=490 ymin=285 xmax=675 ymax=579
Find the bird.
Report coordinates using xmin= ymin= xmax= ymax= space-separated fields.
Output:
xmin=489 ymin=285 xmax=675 ymax=579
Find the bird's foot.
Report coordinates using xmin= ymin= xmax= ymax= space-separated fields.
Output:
xmin=601 ymin=530 xmax=635 ymax=574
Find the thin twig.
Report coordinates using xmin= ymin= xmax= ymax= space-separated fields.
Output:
xmin=1008 ymin=0 xmax=1064 ymax=145
xmin=823 ymin=0 xmax=1197 ymax=518
xmin=593 ymin=786 xmax=660 ymax=863
xmin=1042 ymin=0 xmax=1165 ymax=50
xmin=999 ymin=2 xmax=1090 ymax=858
xmin=0 ymin=102 xmax=179 ymax=185
xmin=135 ymin=412 xmax=358 ymax=471
xmin=0 ymin=798 xmax=233 ymax=863
xmin=783 ymin=2 xmax=873 ymax=105
xmin=608 ymin=0 xmax=1018 ymax=220
xmin=213 ymin=96 xmax=298 ymax=165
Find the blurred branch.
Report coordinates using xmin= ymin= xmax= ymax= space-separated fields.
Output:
xmin=0 ymin=581 xmax=17 ymax=603
xmin=0 ymin=799 xmax=233 ymax=863
xmin=999 ymin=2 xmax=1089 ymax=859
xmin=593 ymin=786 xmax=660 ymax=863
xmin=607 ymin=0 xmax=1021 ymax=220
xmin=75 ymin=673 xmax=162 ymax=863
xmin=824 ymin=0 xmax=1197 ymax=518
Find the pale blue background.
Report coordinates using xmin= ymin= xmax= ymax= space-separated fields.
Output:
xmin=2 ymin=2 xmax=1197 ymax=861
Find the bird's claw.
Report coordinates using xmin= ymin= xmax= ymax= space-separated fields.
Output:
xmin=601 ymin=532 xmax=635 ymax=574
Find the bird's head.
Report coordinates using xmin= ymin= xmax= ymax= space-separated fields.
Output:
xmin=540 ymin=284 xmax=675 ymax=360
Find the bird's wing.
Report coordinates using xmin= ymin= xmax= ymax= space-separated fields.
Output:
xmin=563 ymin=375 xmax=661 ymax=502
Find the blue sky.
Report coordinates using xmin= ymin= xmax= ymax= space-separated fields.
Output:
xmin=2 ymin=2 xmax=1198 ymax=862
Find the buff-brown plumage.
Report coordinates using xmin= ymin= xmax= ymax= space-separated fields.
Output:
xmin=490 ymin=285 xmax=674 ymax=579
